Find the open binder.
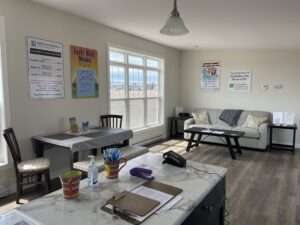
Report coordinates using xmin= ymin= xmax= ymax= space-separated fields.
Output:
xmin=102 ymin=180 xmax=183 ymax=224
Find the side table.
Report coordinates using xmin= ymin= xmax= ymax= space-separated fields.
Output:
xmin=269 ymin=123 xmax=297 ymax=154
xmin=169 ymin=116 xmax=192 ymax=139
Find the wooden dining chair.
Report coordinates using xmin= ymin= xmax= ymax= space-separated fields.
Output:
xmin=96 ymin=115 xmax=124 ymax=155
xmin=100 ymin=114 xmax=123 ymax=128
xmin=3 ymin=128 xmax=51 ymax=204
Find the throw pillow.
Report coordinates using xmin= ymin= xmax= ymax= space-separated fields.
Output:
xmin=192 ymin=111 xmax=210 ymax=125
xmin=242 ymin=114 xmax=268 ymax=128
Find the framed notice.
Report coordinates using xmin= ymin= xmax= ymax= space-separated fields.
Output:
xmin=200 ymin=62 xmax=220 ymax=89
xmin=70 ymin=46 xmax=99 ymax=98
xmin=228 ymin=71 xmax=251 ymax=92
xmin=27 ymin=37 xmax=64 ymax=99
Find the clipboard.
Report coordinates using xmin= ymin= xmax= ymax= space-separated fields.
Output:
xmin=107 ymin=191 xmax=160 ymax=217
xmin=102 ymin=181 xmax=183 ymax=225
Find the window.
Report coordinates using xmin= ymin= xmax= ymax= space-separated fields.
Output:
xmin=108 ymin=47 xmax=164 ymax=130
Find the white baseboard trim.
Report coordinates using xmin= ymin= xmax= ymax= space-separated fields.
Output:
xmin=133 ymin=135 xmax=164 ymax=146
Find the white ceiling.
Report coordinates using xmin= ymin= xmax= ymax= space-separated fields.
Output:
xmin=32 ymin=0 xmax=300 ymax=50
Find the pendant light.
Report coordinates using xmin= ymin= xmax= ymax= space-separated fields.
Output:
xmin=160 ymin=0 xmax=189 ymax=36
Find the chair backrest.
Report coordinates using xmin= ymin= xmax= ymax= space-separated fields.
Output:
xmin=100 ymin=115 xmax=123 ymax=128
xmin=3 ymin=128 xmax=22 ymax=164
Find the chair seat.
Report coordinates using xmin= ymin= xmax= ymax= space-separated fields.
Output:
xmin=18 ymin=158 xmax=50 ymax=173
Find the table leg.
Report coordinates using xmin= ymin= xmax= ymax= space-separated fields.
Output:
xmin=169 ymin=118 xmax=173 ymax=138
xmin=33 ymin=140 xmax=45 ymax=158
xmin=195 ymin=134 xmax=202 ymax=147
xmin=91 ymin=149 xmax=97 ymax=156
xmin=225 ymin=137 xmax=236 ymax=160
xmin=175 ymin=119 xmax=178 ymax=137
xmin=233 ymin=137 xmax=242 ymax=154
xmin=123 ymin=139 xmax=129 ymax=147
xmin=186 ymin=133 xmax=195 ymax=152
xmin=269 ymin=126 xmax=273 ymax=152
xmin=69 ymin=152 xmax=74 ymax=170
xmin=292 ymin=129 xmax=296 ymax=154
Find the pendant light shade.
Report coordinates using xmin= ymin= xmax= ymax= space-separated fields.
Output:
xmin=160 ymin=0 xmax=189 ymax=36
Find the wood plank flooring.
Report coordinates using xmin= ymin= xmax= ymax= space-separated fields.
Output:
xmin=0 ymin=139 xmax=299 ymax=225
xmin=149 ymin=139 xmax=299 ymax=225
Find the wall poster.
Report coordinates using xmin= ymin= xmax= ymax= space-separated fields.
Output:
xmin=228 ymin=71 xmax=251 ymax=92
xmin=27 ymin=37 xmax=64 ymax=99
xmin=70 ymin=46 xmax=98 ymax=98
xmin=200 ymin=62 xmax=220 ymax=89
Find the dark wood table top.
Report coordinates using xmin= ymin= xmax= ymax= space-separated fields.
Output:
xmin=184 ymin=127 xmax=245 ymax=138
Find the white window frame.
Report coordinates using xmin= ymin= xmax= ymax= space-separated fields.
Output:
xmin=107 ymin=46 xmax=164 ymax=131
xmin=0 ymin=17 xmax=11 ymax=166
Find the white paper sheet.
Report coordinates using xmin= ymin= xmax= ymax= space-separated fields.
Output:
xmin=0 ymin=210 xmax=43 ymax=225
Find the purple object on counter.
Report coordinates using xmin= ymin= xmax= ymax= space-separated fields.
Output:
xmin=129 ymin=167 xmax=154 ymax=180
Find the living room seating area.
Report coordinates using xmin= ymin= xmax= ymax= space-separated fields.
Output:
xmin=184 ymin=108 xmax=272 ymax=150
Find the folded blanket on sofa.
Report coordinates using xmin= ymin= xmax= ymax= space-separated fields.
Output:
xmin=219 ymin=109 xmax=243 ymax=126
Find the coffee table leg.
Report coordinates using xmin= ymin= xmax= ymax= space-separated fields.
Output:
xmin=196 ymin=134 xmax=202 ymax=147
xmin=186 ymin=133 xmax=195 ymax=152
xmin=234 ymin=137 xmax=242 ymax=154
xmin=225 ymin=137 xmax=236 ymax=160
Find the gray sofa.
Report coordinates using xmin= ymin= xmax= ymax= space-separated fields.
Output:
xmin=184 ymin=108 xmax=272 ymax=150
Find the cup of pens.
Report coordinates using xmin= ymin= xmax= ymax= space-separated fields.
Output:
xmin=103 ymin=148 xmax=127 ymax=179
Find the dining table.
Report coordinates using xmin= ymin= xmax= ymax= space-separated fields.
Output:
xmin=32 ymin=128 xmax=133 ymax=169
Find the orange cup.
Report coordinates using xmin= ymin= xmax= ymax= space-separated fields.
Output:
xmin=104 ymin=158 xmax=127 ymax=179
xmin=60 ymin=170 xmax=82 ymax=199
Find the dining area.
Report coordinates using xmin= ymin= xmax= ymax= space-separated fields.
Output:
xmin=3 ymin=114 xmax=148 ymax=204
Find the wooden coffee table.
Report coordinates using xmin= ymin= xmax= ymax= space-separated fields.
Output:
xmin=184 ymin=127 xmax=245 ymax=160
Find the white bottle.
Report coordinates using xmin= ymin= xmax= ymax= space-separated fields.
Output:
xmin=87 ymin=155 xmax=98 ymax=187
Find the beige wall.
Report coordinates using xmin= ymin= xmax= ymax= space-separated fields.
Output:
xmin=0 ymin=0 xmax=181 ymax=193
xmin=180 ymin=49 xmax=300 ymax=147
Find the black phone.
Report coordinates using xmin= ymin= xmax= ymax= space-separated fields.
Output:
xmin=162 ymin=151 xmax=186 ymax=168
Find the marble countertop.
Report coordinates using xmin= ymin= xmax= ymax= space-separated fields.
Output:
xmin=19 ymin=153 xmax=227 ymax=225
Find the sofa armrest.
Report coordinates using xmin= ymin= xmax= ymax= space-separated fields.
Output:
xmin=258 ymin=122 xmax=269 ymax=132
xmin=184 ymin=118 xmax=195 ymax=130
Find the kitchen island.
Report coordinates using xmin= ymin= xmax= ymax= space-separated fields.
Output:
xmin=19 ymin=153 xmax=227 ymax=225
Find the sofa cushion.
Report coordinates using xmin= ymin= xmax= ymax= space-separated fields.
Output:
xmin=238 ymin=110 xmax=271 ymax=126
xmin=192 ymin=111 xmax=210 ymax=125
xmin=242 ymin=114 xmax=268 ymax=129
xmin=233 ymin=127 xmax=260 ymax=139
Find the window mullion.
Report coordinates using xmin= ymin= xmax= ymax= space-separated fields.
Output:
xmin=125 ymin=53 xmax=130 ymax=128
xmin=144 ymin=65 xmax=147 ymax=127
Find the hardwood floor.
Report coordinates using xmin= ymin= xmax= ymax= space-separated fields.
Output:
xmin=0 ymin=139 xmax=298 ymax=225
xmin=149 ymin=139 xmax=299 ymax=225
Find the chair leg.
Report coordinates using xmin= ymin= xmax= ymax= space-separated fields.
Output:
xmin=16 ymin=175 xmax=22 ymax=204
xmin=45 ymin=170 xmax=51 ymax=193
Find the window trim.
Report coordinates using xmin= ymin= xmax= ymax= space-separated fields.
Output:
xmin=0 ymin=17 xmax=11 ymax=167
xmin=106 ymin=45 xmax=165 ymax=131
